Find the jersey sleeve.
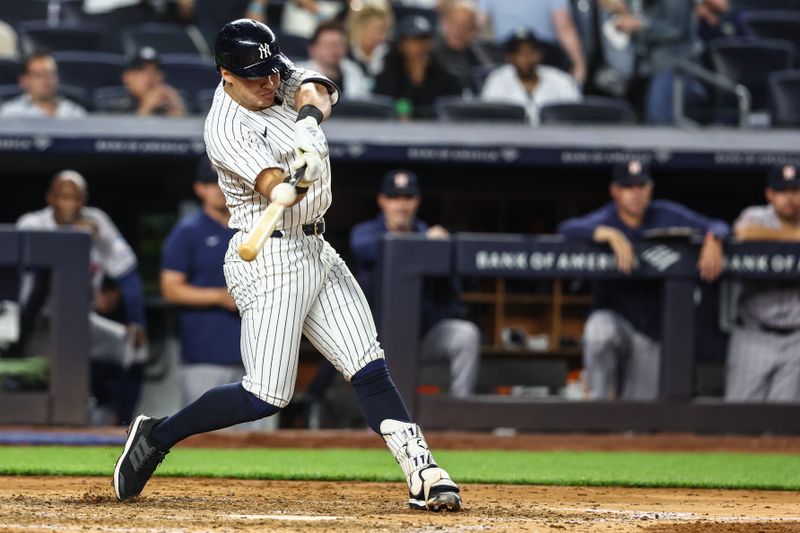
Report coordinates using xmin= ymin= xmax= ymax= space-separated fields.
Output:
xmin=87 ymin=208 xmax=138 ymax=279
xmin=278 ymin=65 xmax=340 ymax=110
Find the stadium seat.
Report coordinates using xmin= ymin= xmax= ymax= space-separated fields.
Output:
xmin=539 ymin=96 xmax=637 ymax=125
xmin=0 ymin=59 xmax=22 ymax=84
xmin=730 ymin=0 xmax=800 ymax=12
xmin=435 ymin=97 xmax=527 ymax=123
xmin=0 ymin=0 xmax=51 ymax=27
xmin=17 ymin=21 xmax=108 ymax=56
xmin=740 ymin=10 xmax=800 ymax=50
xmin=708 ymin=38 xmax=795 ymax=110
xmin=121 ymin=23 xmax=207 ymax=58
xmin=272 ymin=31 xmax=310 ymax=61
xmin=332 ymin=96 xmax=396 ymax=119
xmin=470 ymin=64 xmax=498 ymax=94
xmin=0 ymin=83 xmax=21 ymax=103
xmin=92 ymin=85 xmax=131 ymax=113
xmin=159 ymin=54 xmax=219 ymax=94
xmin=59 ymin=83 xmax=90 ymax=110
xmin=768 ymin=69 xmax=800 ymax=127
xmin=52 ymin=51 xmax=125 ymax=92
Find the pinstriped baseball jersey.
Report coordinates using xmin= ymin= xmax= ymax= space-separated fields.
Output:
xmin=205 ymin=66 xmax=384 ymax=407
xmin=204 ymin=66 xmax=337 ymax=233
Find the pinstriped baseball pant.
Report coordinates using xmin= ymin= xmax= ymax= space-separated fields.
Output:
xmin=725 ymin=325 xmax=800 ymax=403
xmin=224 ymin=229 xmax=384 ymax=407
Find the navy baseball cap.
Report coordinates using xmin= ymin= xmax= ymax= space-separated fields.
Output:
xmin=196 ymin=156 xmax=218 ymax=183
xmin=504 ymin=27 xmax=542 ymax=53
xmin=381 ymin=169 xmax=420 ymax=197
xmin=613 ymin=160 xmax=652 ymax=186
xmin=397 ymin=15 xmax=435 ymax=40
xmin=127 ymin=46 xmax=160 ymax=70
xmin=767 ymin=164 xmax=800 ymax=190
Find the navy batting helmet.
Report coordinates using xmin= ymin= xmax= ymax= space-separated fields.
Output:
xmin=214 ymin=19 xmax=292 ymax=79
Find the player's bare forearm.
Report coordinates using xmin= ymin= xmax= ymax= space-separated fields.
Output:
xmin=294 ymin=82 xmax=332 ymax=121
xmin=161 ymin=270 xmax=234 ymax=309
xmin=735 ymin=224 xmax=800 ymax=242
xmin=255 ymin=167 xmax=306 ymax=206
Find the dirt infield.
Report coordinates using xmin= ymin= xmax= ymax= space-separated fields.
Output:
xmin=3 ymin=430 xmax=800 ymax=531
xmin=2 ymin=476 xmax=800 ymax=532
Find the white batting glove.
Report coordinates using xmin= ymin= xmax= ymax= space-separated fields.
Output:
xmin=292 ymin=116 xmax=328 ymax=184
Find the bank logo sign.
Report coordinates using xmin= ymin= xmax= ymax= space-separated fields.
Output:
xmin=641 ymin=245 xmax=681 ymax=272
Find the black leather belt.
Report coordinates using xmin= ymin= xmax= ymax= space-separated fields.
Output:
xmin=271 ymin=219 xmax=325 ymax=238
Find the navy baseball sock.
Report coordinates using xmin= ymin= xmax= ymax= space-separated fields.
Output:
xmin=148 ymin=382 xmax=278 ymax=451
xmin=351 ymin=359 xmax=411 ymax=434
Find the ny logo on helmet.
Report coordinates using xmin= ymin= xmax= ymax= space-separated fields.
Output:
xmin=259 ymin=43 xmax=271 ymax=60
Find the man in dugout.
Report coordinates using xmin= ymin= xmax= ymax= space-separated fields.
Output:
xmin=726 ymin=164 xmax=800 ymax=403
xmin=559 ymin=160 xmax=729 ymax=401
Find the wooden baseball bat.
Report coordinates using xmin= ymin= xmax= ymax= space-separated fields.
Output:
xmin=238 ymin=166 xmax=306 ymax=262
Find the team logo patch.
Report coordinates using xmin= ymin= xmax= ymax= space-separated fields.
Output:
xmin=394 ymin=173 xmax=409 ymax=188
xmin=783 ymin=165 xmax=796 ymax=181
xmin=259 ymin=43 xmax=271 ymax=59
xmin=628 ymin=160 xmax=642 ymax=175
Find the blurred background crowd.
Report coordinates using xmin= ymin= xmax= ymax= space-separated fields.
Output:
xmin=1 ymin=0 xmax=799 ymax=126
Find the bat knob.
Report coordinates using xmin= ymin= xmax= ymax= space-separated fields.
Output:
xmin=238 ymin=243 xmax=258 ymax=262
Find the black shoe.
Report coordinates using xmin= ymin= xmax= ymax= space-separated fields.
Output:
xmin=113 ymin=415 xmax=168 ymax=501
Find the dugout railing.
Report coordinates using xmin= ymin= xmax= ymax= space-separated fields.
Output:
xmin=0 ymin=227 xmax=90 ymax=424
xmin=378 ymin=234 xmax=800 ymax=434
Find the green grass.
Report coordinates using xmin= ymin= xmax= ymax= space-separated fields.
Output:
xmin=1 ymin=447 xmax=799 ymax=490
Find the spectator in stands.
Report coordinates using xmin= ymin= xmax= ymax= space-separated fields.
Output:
xmin=559 ymin=160 xmax=729 ymax=401
xmin=374 ymin=14 xmax=464 ymax=119
xmin=120 ymin=47 xmax=187 ymax=117
xmin=0 ymin=51 xmax=86 ymax=119
xmin=175 ymin=0 xmax=267 ymax=50
xmin=160 ymin=158 xmax=243 ymax=407
xmin=726 ymin=164 xmax=800 ymax=403
xmin=80 ymin=0 xmax=161 ymax=27
xmin=432 ymin=0 xmax=494 ymax=93
xmin=281 ymin=0 xmax=348 ymax=39
xmin=477 ymin=0 xmax=586 ymax=83
xmin=480 ymin=28 xmax=581 ymax=125
xmin=346 ymin=3 xmax=393 ymax=78
xmin=298 ymin=19 xmax=371 ymax=99
xmin=17 ymin=170 xmax=148 ymax=424
xmin=350 ymin=169 xmax=480 ymax=397
xmin=603 ymin=0 xmax=721 ymax=124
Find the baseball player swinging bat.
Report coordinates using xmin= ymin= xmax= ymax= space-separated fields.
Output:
xmin=238 ymin=165 xmax=306 ymax=262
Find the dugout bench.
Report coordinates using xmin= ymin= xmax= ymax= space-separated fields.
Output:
xmin=378 ymin=234 xmax=800 ymax=434
xmin=0 ymin=227 xmax=89 ymax=424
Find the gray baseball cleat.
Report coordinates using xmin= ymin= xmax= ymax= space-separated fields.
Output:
xmin=408 ymin=465 xmax=462 ymax=512
xmin=113 ymin=414 xmax=168 ymax=501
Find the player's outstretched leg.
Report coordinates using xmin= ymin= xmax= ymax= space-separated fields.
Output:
xmin=113 ymin=382 xmax=278 ymax=501
xmin=350 ymin=359 xmax=461 ymax=512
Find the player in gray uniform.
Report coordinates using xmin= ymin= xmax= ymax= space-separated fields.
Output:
xmin=726 ymin=164 xmax=800 ymax=403
xmin=112 ymin=19 xmax=461 ymax=512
